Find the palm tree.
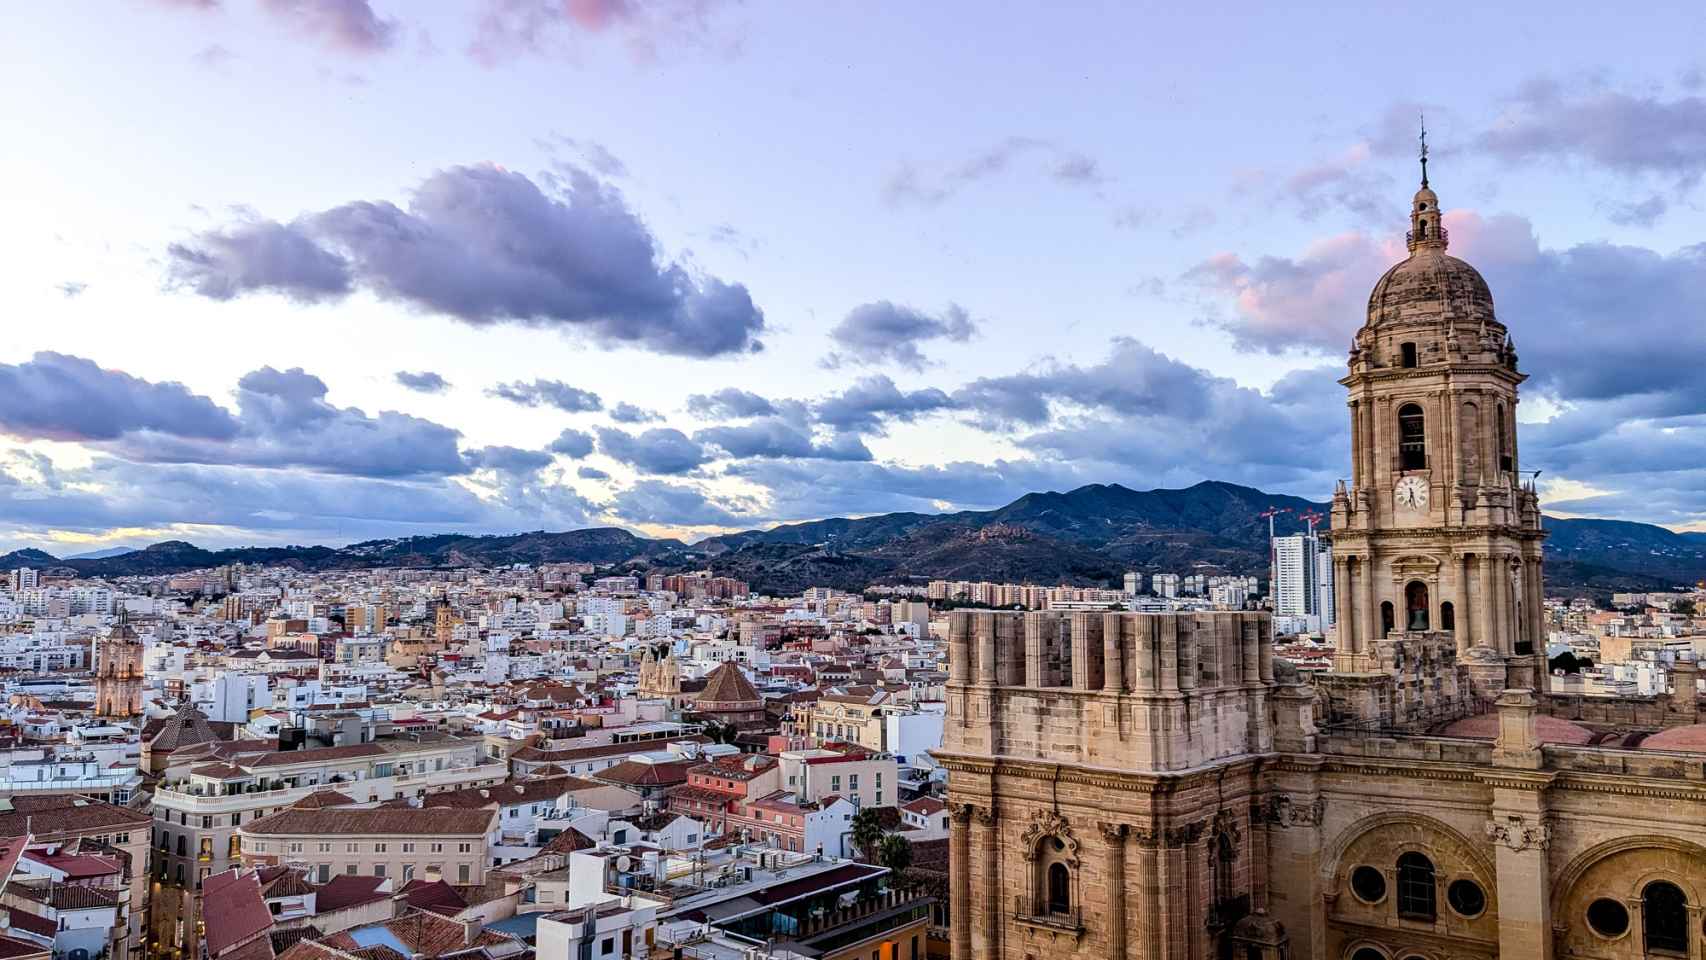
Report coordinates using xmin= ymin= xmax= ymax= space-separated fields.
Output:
xmin=877 ymin=832 xmax=912 ymax=874
xmin=850 ymin=808 xmax=886 ymax=860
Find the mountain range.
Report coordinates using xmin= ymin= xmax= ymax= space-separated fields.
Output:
xmin=3 ymin=481 xmax=1702 ymax=599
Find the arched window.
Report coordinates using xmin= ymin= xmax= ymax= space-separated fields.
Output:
xmin=1047 ymin=862 xmax=1071 ymax=914
xmin=1400 ymin=342 xmax=1418 ymax=368
xmin=1351 ymin=950 xmax=1385 ymax=960
xmin=1643 ymin=880 xmax=1688 ymax=953
xmin=1405 ymin=581 xmax=1430 ymax=632
xmin=1395 ymin=852 xmax=1436 ymax=920
xmin=1398 ymin=404 xmax=1427 ymax=471
xmin=1439 ymin=601 xmax=1455 ymax=632
xmin=1380 ymin=602 xmax=1395 ymax=638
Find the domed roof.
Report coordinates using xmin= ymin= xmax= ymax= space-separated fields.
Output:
xmin=1364 ymin=181 xmax=1497 ymax=330
xmin=1635 ymin=724 xmax=1706 ymax=752
xmin=1435 ymin=711 xmax=1595 ymax=745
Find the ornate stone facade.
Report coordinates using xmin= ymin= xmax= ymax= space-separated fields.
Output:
xmin=94 ymin=623 xmax=144 ymax=717
xmin=935 ymin=166 xmax=1706 ymax=959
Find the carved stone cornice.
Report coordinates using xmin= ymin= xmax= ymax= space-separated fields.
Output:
xmin=975 ymin=805 xmax=998 ymax=829
xmin=949 ymin=803 xmax=977 ymax=826
xmin=1098 ymin=821 xmax=1129 ymax=845
xmin=1259 ymin=793 xmax=1325 ymax=828
xmin=1485 ymin=815 xmax=1550 ymax=853
xmin=1164 ymin=820 xmax=1208 ymax=847
xmin=1020 ymin=810 xmax=1077 ymax=864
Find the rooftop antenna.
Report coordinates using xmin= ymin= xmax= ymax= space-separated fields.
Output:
xmin=1419 ymin=111 xmax=1430 ymax=187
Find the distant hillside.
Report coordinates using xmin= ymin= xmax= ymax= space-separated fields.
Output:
xmin=2 ymin=481 xmax=1700 ymax=599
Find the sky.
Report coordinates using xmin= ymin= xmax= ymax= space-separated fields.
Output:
xmin=2 ymin=1 xmax=1705 ymax=553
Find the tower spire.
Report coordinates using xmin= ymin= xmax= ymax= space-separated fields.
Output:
xmin=1418 ymin=112 xmax=1429 ymax=188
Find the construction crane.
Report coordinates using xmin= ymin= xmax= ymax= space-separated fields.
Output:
xmin=1297 ymin=510 xmax=1326 ymax=536
xmin=1258 ymin=507 xmax=1292 ymax=603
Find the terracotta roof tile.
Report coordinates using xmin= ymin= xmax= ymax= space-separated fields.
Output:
xmin=244 ymin=808 xmax=496 ymax=838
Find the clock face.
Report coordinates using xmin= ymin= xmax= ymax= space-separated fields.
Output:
xmin=1395 ymin=476 xmax=1429 ymax=510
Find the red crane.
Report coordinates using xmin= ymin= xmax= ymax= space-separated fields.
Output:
xmin=1297 ymin=510 xmax=1326 ymax=535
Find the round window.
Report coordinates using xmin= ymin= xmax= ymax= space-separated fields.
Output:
xmin=1049 ymin=837 xmax=1065 ymax=852
xmin=1447 ymin=878 xmax=1486 ymax=918
xmin=1350 ymin=865 xmax=1387 ymax=904
xmin=1586 ymin=898 xmax=1630 ymax=938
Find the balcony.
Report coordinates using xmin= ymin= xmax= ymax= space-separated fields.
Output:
xmin=1012 ymin=896 xmax=1084 ymax=939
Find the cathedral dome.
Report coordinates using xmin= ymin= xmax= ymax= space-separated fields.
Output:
xmin=1363 ymin=171 xmax=1497 ymax=332
xmin=1434 ymin=711 xmax=1595 ymax=745
xmin=1634 ymin=724 xmax=1706 ymax=753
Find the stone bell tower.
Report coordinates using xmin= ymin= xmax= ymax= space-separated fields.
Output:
xmin=1327 ymin=136 xmax=1547 ymax=692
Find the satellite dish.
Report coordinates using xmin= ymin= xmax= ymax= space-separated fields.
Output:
xmin=615 ymin=855 xmax=633 ymax=872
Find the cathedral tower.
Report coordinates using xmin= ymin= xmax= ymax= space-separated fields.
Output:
xmin=1327 ymin=148 xmax=1547 ymax=687
xmin=94 ymin=623 xmax=145 ymax=718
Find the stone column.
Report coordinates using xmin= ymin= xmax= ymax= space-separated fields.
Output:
xmin=948 ymin=614 xmax=971 ymax=684
xmin=975 ymin=612 xmax=997 ymax=686
xmin=1458 ymin=552 xmax=1474 ymax=651
xmin=978 ymin=805 xmax=1001 ymax=959
xmin=1023 ymin=612 xmax=1045 ymax=687
xmin=949 ymin=804 xmax=973 ymax=959
xmin=1348 ymin=400 xmax=1362 ymax=489
xmin=1479 ymin=552 xmax=1498 ymax=653
xmin=1104 ymin=619 xmax=1125 ymax=693
xmin=1100 ymin=823 xmax=1129 ymax=960
xmin=1334 ymin=556 xmax=1355 ymax=655
xmin=1360 ymin=554 xmax=1379 ymax=648
xmin=1133 ymin=831 xmax=1160 ymax=960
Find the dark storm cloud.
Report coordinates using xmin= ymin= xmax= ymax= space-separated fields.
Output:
xmin=813 ymin=376 xmax=956 ymax=434
xmin=0 ymin=352 xmax=239 ymax=443
xmin=822 ymin=301 xmax=978 ymax=371
xmin=953 ymin=338 xmax=1227 ymax=429
xmin=394 ymin=370 xmax=451 ymax=394
xmin=609 ymin=479 xmax=755 ymax=528
xmin=694 ymin=419 xmax=872 ymax=462
xmin=548 ymin=428 xmax=595 ymax=459
xmin=610 ymin=402 xmax=663 ymax=423
xmin=596 ymin=426 xmax=708 ymax=475
xmin=486 ymin=378 xmax=603 ymax=412
xmin=167 ymin=164 xmax=767 ymax=357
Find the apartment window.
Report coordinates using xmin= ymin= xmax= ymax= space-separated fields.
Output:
xmin=401 ymin=864 xmax=414 ymax=882
xmin=375 ymin=843 xmax=387 ymax=853
xmin=346 ymin=864 xmax=358 ymax=875
xmin=831 ymin=776 xmax=841 ymax=792
xmin=458 ymin=864 xmax=471 ymax=883
xmin=289 ymin=842 xmax=303 ymax=854
xmin=601 ymin=937 xmax=614 ymax=956
xmin=347 ymin=843 xmax=360 ymax=853
xmin=202 ymin=816 xmax=213 ymax=828
xmin=431 ymin=843 xmax=444 ymax=853
xmin=458 ymin=843 xmax=472 ymax=853
xmin=374 ymin=864 xmax=386 ymax=878
xmin=849 ymin=775 xmax=860 ymax=791
xmin=319 ymin=843 xmax=332 ymax=853
xmin=402 ymin=843 xmax=415 ymax=853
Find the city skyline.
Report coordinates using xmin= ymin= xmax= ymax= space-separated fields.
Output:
xmin=4 ymin=2 xmax=1705 ymax=553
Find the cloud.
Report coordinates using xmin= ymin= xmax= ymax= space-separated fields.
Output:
xmin=394 ymin=370 xmax=451 ymax=394
xmin=259 ymin=0 xmax=399 ymax=53
xmin=822 ymin=301 xmax=978 ymax=371
xmin=694 ymin=419 xmax=872 ymax=462
xmin=813 ymin=375 xmax=956 ymax=434
xmin=462 ymin=444 xmax=553 ymax=475
xmin=576 ymin=465 xmax=610 ymax=481
xmin=1607 ymin=194 xmax=1668 ymax=227
xmin=537 ymin=133 xmax=628 ymax=177
xmin=609 ymin=402 xmax=662 ymax=423
xmin=57 ymin=281 xmax=88 ymax=298
xmin=596 ymin=426 xmax=707 ymax=475
xmin=722 ymin=457 xmax=1087 ymax=523
xmin=883 ymin=137 xmax=1105 ymax=207
xmin=469 ymin=0 xmax=740 ymax=65
xmin=1478 ymin=82 xmax=1706 ymax=183
xmin=167 ymin=164 xmax=767 ymax=357
xmin=609 ymin=479 xmax=754 ymax=528
xmin=1185 ymin=232 xmax=1393 ymax=354
xmin=0 ymin=352 xmax=239 ymax=444
xmin=108 ymin=366 xmax=469 ymax=478
xmin=486 ymin=378 xmax=602 ymax=412
xmin=548 ymin=428 xmax=594 ymax=458
xmin=687 ymin=387 xmax=776 ymax=419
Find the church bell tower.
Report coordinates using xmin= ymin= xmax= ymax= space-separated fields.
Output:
xmin=1327 ymin=135 xmax=1548 ymax=688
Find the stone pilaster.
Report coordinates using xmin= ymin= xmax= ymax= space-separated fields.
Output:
xmin=949 ymin=803 xmax=973 ymax=959
xmin=1099 ymin=822 xmax=1129 ymax=960
xmin=977 ymin=805 xmax=1001 ymax=959
xmin=1485 ymin=775 xmax=1554 ymax=960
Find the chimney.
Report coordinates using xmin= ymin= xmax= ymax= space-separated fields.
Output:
xmin=462 ymin=917 xmax=479 ymax=946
